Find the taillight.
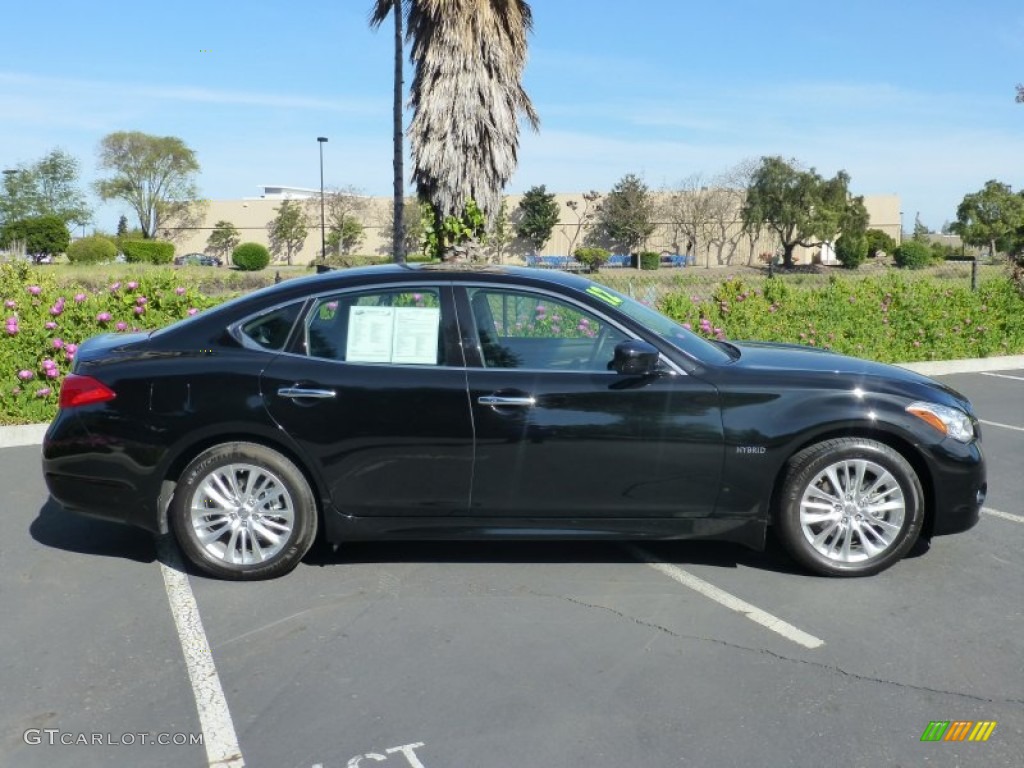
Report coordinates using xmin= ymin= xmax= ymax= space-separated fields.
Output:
xmin=59 ymin=374 xmax=117 ymax=409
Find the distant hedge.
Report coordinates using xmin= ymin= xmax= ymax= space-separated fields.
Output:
xmin=232 ymin=242 xmax=271 ymax=271
xmin=67 ymin=235 xmax=118 ymax=264
xmin=121 ymin=239 xmax=175 ymax=264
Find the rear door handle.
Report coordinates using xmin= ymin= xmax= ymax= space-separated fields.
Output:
xmin=478 ymin=395 xmax=535 ymax=407
xmin=277 ymin=387 xmax=336 ymax=400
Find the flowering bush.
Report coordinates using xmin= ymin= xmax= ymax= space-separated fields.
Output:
xmin=660 ymin=273 xmax=1024 ymax=363
xmin=0 ymin=263 xmax=219 ymax=424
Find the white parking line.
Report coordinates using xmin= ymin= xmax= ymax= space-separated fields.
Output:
xmin=979 ymin=419 xmax=1024 ymax=433
xmin=626 ymin=545 xmax=824 ymax=650
xmin=983 ymin=507 xmax=1024 ymax=524
xmin=156 ymin=536 xmax=245 ymax=768
xmin=980 ymin=372 xmax=1024 ymax=382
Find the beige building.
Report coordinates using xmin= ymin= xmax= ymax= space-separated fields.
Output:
xmin=171 ymin=187 xmax=902 ymax=268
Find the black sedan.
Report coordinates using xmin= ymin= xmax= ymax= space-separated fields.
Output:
xmin=42 ymin=265 xmax=986 ymax=580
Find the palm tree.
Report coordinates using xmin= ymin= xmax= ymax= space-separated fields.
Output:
xmin=370 ymin=0 xmax=407 ymax=262
xmin=406 ymin=0 xmax=539 ymax=228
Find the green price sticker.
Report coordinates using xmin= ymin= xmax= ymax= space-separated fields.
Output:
xmin=585 ymin=285 xmax=624 ymax=307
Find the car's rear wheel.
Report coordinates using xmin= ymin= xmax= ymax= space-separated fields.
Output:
xmin=169 ymin=442 xmax=317 ymax=580
xmin=776 ymin=438 xmax=924 ymax=577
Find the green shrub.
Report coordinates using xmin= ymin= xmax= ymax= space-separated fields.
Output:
xmin=66 ymin=236 xmax=118 ymax=265
xmin=658 ymin=273 xmax=1024 ymax=364
xmin=574 ymin=247 xmax=611 ymax=273
xmin=930 ymin=241 xmax=965 ymax=261
xmin=639 ymin=251 xmax=660 ymax=270
xmin=120 ymin=239 xmax=175 ymax=264
xmin=232 ymin=242 xmax=271 ymax=271
xmin=865 ymin=228 xmax=896 ymax=258
xmin=893 ymin=240 xmax=933 ymax=270
xmin=835 ymin=232 xmax=868 ymax=269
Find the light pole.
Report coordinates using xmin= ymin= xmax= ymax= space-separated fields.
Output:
xmin=317 ymin=137 xmax=328 ymax=266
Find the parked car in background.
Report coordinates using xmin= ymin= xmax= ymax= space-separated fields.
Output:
xmin=173 ymin=252 xmax=222 ymax=267
xmin=42 ymin=265 xmax=986 ymax=580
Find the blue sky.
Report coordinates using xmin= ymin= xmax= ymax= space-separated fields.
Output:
xmin=2 ymin=0 xmax=1022 ymax=232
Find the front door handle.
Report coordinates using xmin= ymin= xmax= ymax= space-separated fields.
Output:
xmin=277 ymin=387 xmax=337 ymax=400
xmin=478 ymin=395 xmax=535 ymax=407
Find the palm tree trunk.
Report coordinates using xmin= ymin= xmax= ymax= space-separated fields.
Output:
xmin=392 ymin=0 xmax=405 ymax=263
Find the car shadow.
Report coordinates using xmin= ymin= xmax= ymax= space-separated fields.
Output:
xmin=30 ymin=497 xmax=157 ymax=565
xmin=302 ymin=535 xmax=805 ymax=576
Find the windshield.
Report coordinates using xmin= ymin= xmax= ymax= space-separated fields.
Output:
xmin=577 ymin=282 xmax=733 ymax=365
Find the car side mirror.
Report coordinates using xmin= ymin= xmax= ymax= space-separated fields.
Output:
xmin=611 ymin=340 xmax=660 ymax=375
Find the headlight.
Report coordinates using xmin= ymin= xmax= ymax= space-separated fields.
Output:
xmin=906 ymin=402 xmax=975 ymax=443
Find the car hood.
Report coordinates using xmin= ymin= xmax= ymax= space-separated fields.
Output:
xmin=729 ymin=340 xmax=970 ymax=406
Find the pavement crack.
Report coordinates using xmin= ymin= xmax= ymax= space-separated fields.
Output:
xmin=541 ymin=592 xmax=1024 ymax=708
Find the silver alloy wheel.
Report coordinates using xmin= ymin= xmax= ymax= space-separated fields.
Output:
xmin=188 ymin=462 xmax=295 ymax=565
xmin=798 ymin=458 xmax=906 ymax=563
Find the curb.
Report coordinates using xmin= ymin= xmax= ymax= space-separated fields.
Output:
xmin=3 ymin=355 xmax=1022 ymax=450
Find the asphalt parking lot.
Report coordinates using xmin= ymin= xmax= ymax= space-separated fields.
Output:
xmin=2 ymin=367 xmax=1022 ymax=768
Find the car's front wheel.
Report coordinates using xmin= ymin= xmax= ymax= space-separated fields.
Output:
xmin=169 ymin=442 xmax=318 ymax=580
xmin=776 ymin=438 xmax=924 ymax=577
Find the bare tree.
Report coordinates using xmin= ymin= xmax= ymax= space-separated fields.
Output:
xmin=658 ymin=174 xmax=718 ymax=267
xmin=564 ymin=191 xmax=601 ymax=257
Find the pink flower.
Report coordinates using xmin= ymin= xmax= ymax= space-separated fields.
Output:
xmin=35 ymin=387 xmax=52 ymax=397
xmin=52 ymin=338 xmax=64 ymax=349
xmin=44 ymin=321 xmax=57 ymax=330
xmin=136 ymin=296 xmax=147 ymax=306
xmin=74 ymin=293 xmax=87 ymax=303
xmin=5 ymin=324 xmax=17 ymax=336
xmin=110 ymin=282 xmax=121 ymax=292
xmin=126 ymin=281 xmax=138 ymax=290
xmin=133 ymin=306 xmax=145 ymax=315
xmin=45 ymin=367 xmax=60 ymax=379
xmin=64 ymin=350 xmax=75 ymax=362
xmin=187 ymin=308 xmax=198 ymax=316
xmin=27 ymin=285 xmax=41 ymax=295
xmin=41 ymin=359 xmax=56 ymax=369
xmin=96 ymin=312 xmax=112 ymax=323
xmin=4 ymin=300 xmax=15 ymax=309
xmin=17 ymin=370 xmax=34 ymax=381
xmin=116 ymin=321 xmax=129 ymax=331
xmin=175 ymin=287 xmax=186 ymax=296
xmin=65 ymin=343 xmax=77 ymax=354
xmin=682 ymin=322 xmax=692 ymax=330
xmin=50 ymin=305 xmax=63 ymax=316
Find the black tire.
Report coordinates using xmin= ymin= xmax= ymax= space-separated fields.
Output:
xmin=169 ymin=442 xmax=317 ymax=580
xmin=776 ymin=438 xmax=924 ymax=577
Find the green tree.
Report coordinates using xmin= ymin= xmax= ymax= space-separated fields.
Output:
xmin=912 ymin=213 xmax=930 ymax=241
xmin=0 ymin=149 xmax=91 ymax=228
xmin=370 ymin=0 xmax=407 ymax=263
xmin=116 ymin=215 xmax=129 ymax=238
xmin=206 ymin=220 xmax=241 ymax=262
xmin=95 ymin=131 xmax=201 ymax=238
xmin=488 ymin=198 xmax=513 ymax=263
xmin=267 ymin=201 xmax=308 ymax=265
xmin=741 ymin=156 xmax=866 ymax=268
xmin=597 ymin=174 xmax=655 ymax=260
xmin=950 ymin=180 xmax=1024 ymax=260
xmin=328 ymin=217 xmax=365 ymax=256
xmin=515 ymin=185 xmax=559 ymax=254
xmin=0 ymin=215 xmax=71 ymax=262
xmin=405 ymin=0 xmax=538 ymax=229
